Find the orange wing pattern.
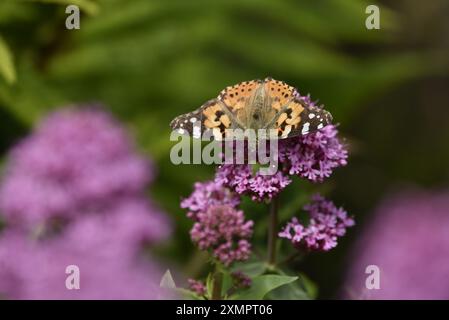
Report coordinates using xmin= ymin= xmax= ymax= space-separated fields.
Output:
xmin=218 ymin=80 xmax=261 ymax=111
xmin=264 ymin=77 xmax=298 ymax=112
xmin=274 ymin=100 xmax=305 ymax=138
xmin=202 ymin=100 xmax=232 ymax=140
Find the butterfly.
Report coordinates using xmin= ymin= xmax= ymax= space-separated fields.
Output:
xmin=170 ymin=77 xmax=332 ymax=140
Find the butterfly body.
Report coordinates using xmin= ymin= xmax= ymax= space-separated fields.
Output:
xmin=170 ymin=77 xmax=332 ymax=140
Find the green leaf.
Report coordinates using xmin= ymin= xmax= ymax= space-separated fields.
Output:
xmin=266 ymin=280 xmax=310 ymax=300
xmin=159 ymin=269 xmax=176 ymax=289
xmin=269 ymin=267 xmax=318 ymax=300
xmin=205 ymin=272 xmax=214 ymax=298
xmin=298 ymin=273 xmax=318 ymax=299
xmin=0 ymin=36 xmax=16 ymax=85
xmin=231 ymin=275 xmax=298 ymax=300
xmin=220 ymin=271 xmax=233 ymax=298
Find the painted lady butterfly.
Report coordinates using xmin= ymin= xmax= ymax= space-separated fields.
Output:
xmin=170 ymin=77 xmax=332 ymax=140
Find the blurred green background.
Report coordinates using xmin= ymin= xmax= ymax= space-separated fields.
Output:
xmin=1 ymin=0 xmax=448 ymax=298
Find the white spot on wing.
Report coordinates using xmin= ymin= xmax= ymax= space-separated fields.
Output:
xmin=193 ymin=125 xmax=201 ymax=138
xmin=317 ymin=123 xmax=324 ymax=129
xmin=301 ymin=122 xmax=310 ymax=135
xmin=281 ymin=125 xmax=292 ymax=138
xmin=190 ymin=117 xmax=197 ymax=123
xmin=308 ymin=113 xmax=315 ymax=119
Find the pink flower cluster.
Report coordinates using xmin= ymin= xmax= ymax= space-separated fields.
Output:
xmin=215 ymin=165 xmax=292 ymax=202
xmin=0 ymin=108 xmax=152 ymax=230
xmin=190 ymin=205 xmax=253 ymax=266
xmin=231 ymin=271 xmax=252 ymax=289
xmin=181 ymin=181 xmax=240 ymax=219
xmin=0 ymin=107 xmax=171 ymax=299
xmin=187 ymin=279 xmax=206 ymax=296
xmin=182 ymin=181 xmax=254 ymax=266
xmin=279 ymin=124 xmax=348 ymax=182
xmin=279 ymin=195 xmax=354 ymax=251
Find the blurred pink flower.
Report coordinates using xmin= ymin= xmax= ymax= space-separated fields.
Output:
xmin=342 ymin=190 xmax=449 ymax=299
xmin=0 ymin=214 xmax=169 ymax=299
xmin=0 ymin=107 xmax=172 ymax=299
xmin=0 ymin=107 xmax=152 ymax=230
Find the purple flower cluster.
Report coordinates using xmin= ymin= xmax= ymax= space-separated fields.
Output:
xmin=215 ymin=165 xmax=291 ymax=202
xmin=0 ymin=216 xmax=170 ymax=299
xmin=278 ymin=124 xmax=348 ymax=182
xmin=0 ymin=108 xmax=171 ymax=299
xmin=343 ymin=190 xmax=449 ymax=299
xmin=279 ymin=195 xmax=354 ymax=251
xmin=0 ymin=108 xmax=152 ymax=230
xmin=182 ymin=181 xmax=254 ymax=266
xmin=231 ymin=271 xmax=252 ymax=289
xmin=181 ymin=181 xmax=240 ymax=219
xmin=190 ymin=205 xmax=253 ymax=266
xmin=188 ymin=279 xmax=206 ymax=296
xmin=214 ymin=124 xmax=347 ymax=202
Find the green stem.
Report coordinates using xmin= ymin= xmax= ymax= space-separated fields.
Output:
xmin=211 ymin=266 xmax=223 ymax=300
xmin=267 ymin=196 xmax=279 ymax=266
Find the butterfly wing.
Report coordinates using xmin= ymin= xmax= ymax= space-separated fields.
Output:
xmin=264 ymin=77 xmax=332 ymax=138
xmin=218 ymin=79 xmax=262 ymax=113
xmin=170 ymin=103 xmax=207 ymax=138
xmin=170 ymin=99 xmax=237 ymax=140
xmin=282 ymin=100 xmax=333 ymax=137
